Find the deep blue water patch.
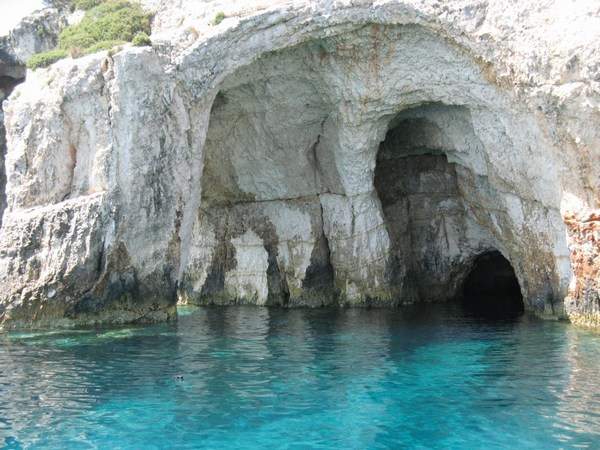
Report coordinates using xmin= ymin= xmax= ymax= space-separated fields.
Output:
xmin=1 ymin=304 xmax=599 ymax=449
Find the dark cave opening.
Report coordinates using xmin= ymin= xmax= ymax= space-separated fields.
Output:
xmin=461 ymin=251 xmax=524 ymax=318
xmin=374 ymin=104 xmax=525 ymax=316
xmin=374 ymin=103 xmax=474 ymax=303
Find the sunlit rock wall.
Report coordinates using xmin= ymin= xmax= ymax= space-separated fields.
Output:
xmin=0 ymin=0 xmax=598 ymax=327
xmin=0 ymin=6 xmax=72 ymax=227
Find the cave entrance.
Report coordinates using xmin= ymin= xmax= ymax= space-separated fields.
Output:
xmin=374 ymin=103 xmax=481 ymax=303
xmin=374 ymin=102 xmax=524 ymax=317
xmin=461 ymin=251 xmax=524 ymax=318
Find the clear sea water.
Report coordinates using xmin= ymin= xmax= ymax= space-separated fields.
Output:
xmin=1 ymin=303 xmax=599 ymax=449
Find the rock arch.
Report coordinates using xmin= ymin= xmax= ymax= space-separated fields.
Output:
xmin=177 ymin=23 xmax=571 ymax=314
xmin=374 ymin=102 xmax=499 ymax=304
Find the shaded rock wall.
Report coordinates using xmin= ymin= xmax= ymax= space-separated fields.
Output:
xmin=374 ymin=105 xmax=498 ymax=304
xmin=0 ymin=0 xmax=598 ymax=327
xmin=0 ymin=110 xmax=8 ymax=227
xmin=0 ymin=50 xmax=25 ymax=228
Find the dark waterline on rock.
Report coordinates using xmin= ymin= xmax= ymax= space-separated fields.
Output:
xmin=0 ymin=303 xmax=599 ymax=448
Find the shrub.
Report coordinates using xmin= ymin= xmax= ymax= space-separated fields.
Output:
xmin=27 ymin=49 xmax=69 ymax=69
xmin=83 ymin=39 xmax=125 ymax=54
xmin=59 ymin=26 xmax=96 ymax=50
xmin=212 ymin=11 xmax=226 ymax=26
xmin=132 ymin=31 xmax=151 ymax=46
xmin=73 ymin=0 xmax=103 ymax=10
xmin=27 ymin=0 xmax=152 ymax=69
xmin=58 ymin=1 xmax=153 ymax=52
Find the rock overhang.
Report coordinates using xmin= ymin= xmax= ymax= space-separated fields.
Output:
xmin=178 ymin=11 xmax=571 ymax=312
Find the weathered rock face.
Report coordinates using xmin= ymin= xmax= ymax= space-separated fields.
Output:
xmin=0 ymin=7 xmax=72 ymax=227
xmin=2 ymin=8 xmax=71 ymax=63
xmin=0 ymin=49 xmax=25 ymax=227
xmin=0 ymin=109 xmax=9 ymax=227
xmin=0 ymin=0 xmax=599 ymax=327
xmin=564 ymin=212 xmax=600 ymax=327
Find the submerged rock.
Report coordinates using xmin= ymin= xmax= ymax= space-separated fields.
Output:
xmin=0 ymin=0 xmax=599 ymax=327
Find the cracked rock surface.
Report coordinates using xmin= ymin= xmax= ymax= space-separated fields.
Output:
xmin=0 ymin=0 xmax=599 ymax=327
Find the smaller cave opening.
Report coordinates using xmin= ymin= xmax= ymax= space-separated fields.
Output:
xmin=461 ymin=251 xmax=524 ymax=319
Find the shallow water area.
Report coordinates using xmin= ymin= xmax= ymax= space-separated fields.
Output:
xmin=1 ymin=303 xmax=600 ymax=449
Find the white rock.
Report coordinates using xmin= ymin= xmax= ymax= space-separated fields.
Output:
xmin=0 ymin=0 xmax=599 ymax=326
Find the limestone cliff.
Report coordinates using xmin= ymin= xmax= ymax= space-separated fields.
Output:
xmin=0 ymin=0 xmax=599 ymax=327
xmin=0 ymin=6 xmax=73 ymax=227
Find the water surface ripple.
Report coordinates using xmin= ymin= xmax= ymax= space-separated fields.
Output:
xmin=1 ymin=304 xmax=599 ymax=449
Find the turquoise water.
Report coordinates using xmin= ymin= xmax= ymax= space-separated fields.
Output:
xmin=1 ymin=304 xmax=600 ymax=449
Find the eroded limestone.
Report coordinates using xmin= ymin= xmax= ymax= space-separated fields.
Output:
xmin=0 ymin=0 xmax=598 ymax=327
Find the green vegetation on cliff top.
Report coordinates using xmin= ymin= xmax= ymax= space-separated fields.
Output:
xmin=28 ymin=0 xmax=153 ymax=70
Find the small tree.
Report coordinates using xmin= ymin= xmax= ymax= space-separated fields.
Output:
xmin=73 ymin=0 xmax=104 ymax=10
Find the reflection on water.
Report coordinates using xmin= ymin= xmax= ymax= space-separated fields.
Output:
xmin=0 ymin=303 xmax=599 ymax=448
xmin=556 ymin=326 xmax=600 ymax=444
